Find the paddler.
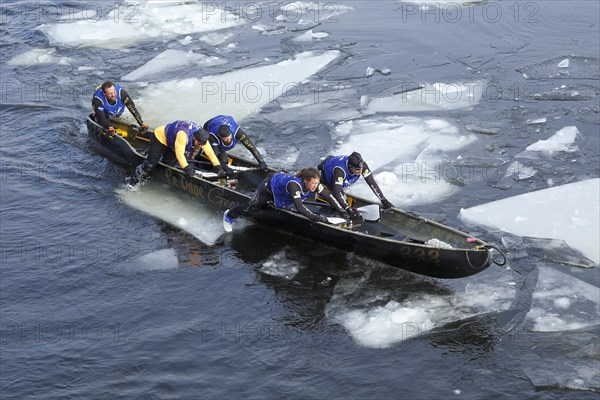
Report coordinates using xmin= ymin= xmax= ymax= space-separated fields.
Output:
xmin=126 ymin=120 xmax=223 ymax=190
xmin=91 ymin=80 xmax=148 ymax=136
xmin=222 ymin=167 xmax=345 ymax=232
xmin=201 ymin=115 xmax=269 ymax=172
xmin=318 ymin=152 xmax=394 ymax=215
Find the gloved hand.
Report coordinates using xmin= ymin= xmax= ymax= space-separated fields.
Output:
xmin=216 ymin=166 xmax=227 ymax=179
xmin=258 ymin=161 xmax=268 ymax=172
xmin=381 ymin=199 xmax=394 ymax=211
xmin=223 ymin=164 xmax=235 ymax=176
xmin=345 ymin=207 xmax=360 ymax=220
xmin=183 ymin=165 xmax=195 ymax=179
xmin=107 ymin=127 xmax=116 ymax=137
xmin=312 ymin=214 xmax=329 ymax=223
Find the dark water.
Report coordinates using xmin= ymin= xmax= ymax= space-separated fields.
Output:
xmin=1 ymin=1 xmax=599 ymax=399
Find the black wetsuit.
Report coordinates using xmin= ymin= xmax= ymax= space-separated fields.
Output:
xmin=92 ymin=88 xmax=144 ymax=129
xmin=227 ymin=173 xmax=343 ymax=221
xmin=203 ymin=116 xmax=265 ymax=167
xmin=318 ymin=156 xmax=392 ymax=210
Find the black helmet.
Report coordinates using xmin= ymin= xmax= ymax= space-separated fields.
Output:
xmin=218 ymin=125 xmax=232 ymax=138
xmin=192 ymin=127 xmax=208 ymax=143
xmin=348 ymin=152 xmax=364 ymax=170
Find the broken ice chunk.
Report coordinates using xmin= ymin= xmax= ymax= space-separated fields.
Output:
xmin=525 ymin=118 xmax=547 ymax=125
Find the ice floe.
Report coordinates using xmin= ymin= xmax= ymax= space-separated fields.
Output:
xmin=363 ymin=81 xmax=485 ymax=113
xmin=522 ymin=126 xmax=579 ymax=155
xmin=293 ymin=29 xmax=329 ymax=42
xmin=6 ymin=48 xmax=72 ymax=66
xmin=40 ymin=2 xmax=244 ymax=48
xmin=111 ymin=248 xmax=179 ymax=276
xmin=329 ymin=116 xmax=478 ymax=206
xmin=326 ymin=269 xmax=515 ymax=348
xmin=524 ymin=268 xmax=599 ymax=332
xmin=137 ymin=50 xmax=340 ymax=126
xmin=115 ymin=181 xmax=226 ymax=246
xmin=517 ymin=56 xmax=600 ymax=80
xmin=504 ymin=161 xmax=538 ymax=181
xmin=122 ymin=49 xmax=227 ymax=81
xmin=460 ymin=178 xmax=600 ymax=265
xmin=259 ymin=250 xmax=301 ymax=279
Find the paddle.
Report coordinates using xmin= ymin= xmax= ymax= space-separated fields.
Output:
xmin=303 ymin=201 xmax=381 ymax=222
xmin=232 ymin=166 xmax=258 ymax=172
xmin=187 ymin=159 xmax=215 ymax=167
xmin=325 ymin=216 xmax=348 ymax=225
xmin=187 ymin=159 xmax=259 ymax=172
xmin=355 ymin=204 xmax=381 ymax=222
xmin=194 ymin=170 xmax=218 ymax=179
xmin=96 ymin=120 xmax=149 ymax=141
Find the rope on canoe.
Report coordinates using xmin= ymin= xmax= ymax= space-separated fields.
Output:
xmin=466 ymin=244 xmax=507 ymax=270
xmin=487 ymin=245 xmax=507 ymax=266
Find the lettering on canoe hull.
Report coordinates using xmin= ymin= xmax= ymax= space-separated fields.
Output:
xmin=165 ymin=169 xmax=206 ymax=199
xmin=208 ymin=187 xmax=238 ymax=210
xmin=163 ymin=169 xmax=239 ymax=210
xmin=395 ymin=246 xmax=441 ymax=265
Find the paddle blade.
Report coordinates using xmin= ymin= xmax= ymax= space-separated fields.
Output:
xmin=357 ymin=204 xmax=381 ymax=222
xmin=326 ymin=217 xmax=347 ymax=225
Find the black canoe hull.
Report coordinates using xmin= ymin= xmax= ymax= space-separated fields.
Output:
xmin=86 ymin=116 xmax=493 ymax=279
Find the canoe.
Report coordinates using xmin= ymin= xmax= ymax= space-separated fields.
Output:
xmin=86 ymin=116 xmax=505 ymax=279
